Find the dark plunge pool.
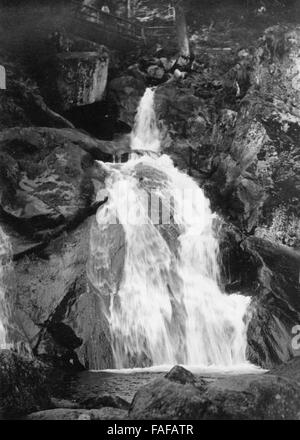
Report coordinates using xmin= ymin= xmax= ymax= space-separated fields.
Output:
xmin=51 ymin=364 xmax=264 ymax=405
xmin=52 ymin=370 xmax=164 ymax=404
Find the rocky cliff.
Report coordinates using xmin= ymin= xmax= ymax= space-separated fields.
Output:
xmin=0 ymin=2 xmax=300 ymax=374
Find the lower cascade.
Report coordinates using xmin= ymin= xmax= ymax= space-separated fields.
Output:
xmin=0 ymin=227 xmax=12 ymax=350
xmin=90 ymin=88 xmax=251 ymax=369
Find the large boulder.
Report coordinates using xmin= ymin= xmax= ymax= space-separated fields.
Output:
xmin=155 ymin=25 xmax=300 ymax=245
xmin=244 ymin=237 xmax=300 ymax=368
xmin=0 ymin=53 xmax=74 ymax=130
xmin=39 ymin=33 xmax=109 ymax=112
xmin=26 ymin=407 xmax=128 ymax=420
xmin=155 ymin=82 xmax=204 ymax=152
xmin=0 ymin=350 xmax=51 ymax=418
xmin=79 ymin=394 xmax=130 ymax=410
xmin=219 ymin=228 xmax=300 ymax=369
xmin=108 ymin=75 xmax=145 ymax=126
xmin=154 ymin=45 xmax=243 ymax=167
xmin=147 ymin=65 xmax=166 ymax=81
xmin=210 ymin=26 xmax=300 ymax=240
xmin=0 ymin=127 xmax=105 ymax=242
xmin=0 ymin=125 xmax=121 ymax=369
xmin=11 ymin=218 xmax=115 ymax=371
xmin=129 ymin=365 xmax=300 ymax=420
xmin=165 ymin=365 xmax=197 ymax=385
xmin=271 ymin=357 xmax=300 ymax=383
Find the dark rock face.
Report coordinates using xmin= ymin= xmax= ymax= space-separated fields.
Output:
xmin=165 ymin=365 xmax=196 ymax=385
xmin=213 ymin=26 xmax=300 ymax=240
xmin=155 ymin=83 xmax=204 ymax=147
xmin=0 ymin=11 xmax=135 ymax=371
xmin=44 ymin=33 xmax=109 ymax=112
xmin=79 ymin=394 xmax=130 ymax=410
xmin=108 ymin=75 xmax=145 ymax=126
xmin=0 ymin=54 xmax=74 ymax=131
xmin=218 ymin=224 xmax=259 ymax=296
xmin=129 ymin=365 xmax=300 ymax=420
xmin=0 ymin=126 xmax=117 ymax=370
xmin=0 ymin=127 xmax=98 ymax=241
xmin=50 ymin=398 xmax=80 ymax=410
xmin=155 ymin=26 xmax=300 ymax=246
xmin=271 ymin=357 xmax=300 ymax=383
xmin=12 ymin=218 xmax=114 ymax=371
xmin=219 ymin=227 xmax=300 ymax=369
xmin=0 ymin=349 xmax=51 ymax=417
xmin=244 ymin=237 xmax=300 ymax=368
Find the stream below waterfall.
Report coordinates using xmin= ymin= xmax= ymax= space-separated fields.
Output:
xmin=53 ymin=364 xmax=264 ymax=406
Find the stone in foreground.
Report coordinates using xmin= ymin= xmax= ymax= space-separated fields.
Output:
xmin=26 ymin=407 xmax=128 ymax=420
xmin=80 ymin=394 xmax=130 ymax=410
xmin=129 ymin=365 xmax=300 ymax=420
xmin=0 ymin=350 xmax=51 ymax=417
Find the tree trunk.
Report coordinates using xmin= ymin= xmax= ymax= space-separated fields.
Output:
xmin=175 ymin=0 xmax=190 ymax=58
xmin=0 ymin=65 xmax=6 ymax=90
xmin=127 ymin=0 xmax=132 ymax=18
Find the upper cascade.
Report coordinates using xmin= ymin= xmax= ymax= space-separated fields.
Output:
xmin=131 ymin=88 xmax=161 ymax=154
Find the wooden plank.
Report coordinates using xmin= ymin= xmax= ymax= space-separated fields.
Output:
xmin=69 ymin=18 xmax=144 ymax=50
xmin=68 ymin=0 xmax=176 ymax=48
xmin=70 ymin=0 xmax=144 ymax=38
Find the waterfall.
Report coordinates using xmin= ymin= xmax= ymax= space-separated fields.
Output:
xmin=0 ymin=227 xmax=12 ymax=349
xmin=130 ymin=88 xmax=161 ymax=153
xmin=92 ymin=88 xmax=251 ymax=369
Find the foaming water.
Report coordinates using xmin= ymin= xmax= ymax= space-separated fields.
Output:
xmin=0 ymin=227 xmax=12 ymax=349
xmin=90 ymin=88 xmax=253 ymax=370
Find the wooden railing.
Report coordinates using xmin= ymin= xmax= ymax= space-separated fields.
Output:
xmin=69 ymin=1 xmax=176 ymax=47
xmin=70 ymin=1 xmax=145 ymax=43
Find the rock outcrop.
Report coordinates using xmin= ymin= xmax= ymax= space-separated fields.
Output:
xmin=0 ymin=349 xmax=51 ymax=418
xmin=26 ymin=407 xmax=128 ymax=420
xmin=12 ymin=218 xmax=114 ymax=371
xmin=155 ymin=25 xmax=300 ymax=247
xmin=0 ymin=125 xmax=118 ymax=370
xmin=0 ymin=53 xmax=74 ymax=131
xmin=213 ymin=26 xmax=300 ymax=241
xmin=129 ymin=365 xmax=300 ymax=420
xmin=44 ymin=33 xmax=109 ymax=112
xmin=271 ymin=356 xmax=300 ymax=382
xmin=165 ymin=365 xmax=197 ymax=385
xmin=108 ymin=76 xmax=145 ymax=127
xmin=244 ymin=237 xmax=300 ymax=368
xmin=79 ymin=394 xmax=130 ymax=410
xmin=219 ymin=227 xmax=300 ymax=369
xmin=0 ymin=127 xmax=100 ymax=242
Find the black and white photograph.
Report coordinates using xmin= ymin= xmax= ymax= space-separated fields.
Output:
xmin=0 ymin=0 xmax=300 ymax=424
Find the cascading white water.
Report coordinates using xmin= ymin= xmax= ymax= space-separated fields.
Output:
xmin=0 ymin=227 xmax=12 ymax=349
xmin=92 ymin=88 xmax=251 ymax=369
xmin=130 ymin=88 xmax=161 ymax=153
